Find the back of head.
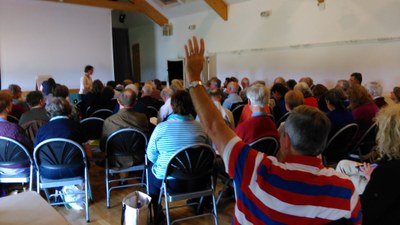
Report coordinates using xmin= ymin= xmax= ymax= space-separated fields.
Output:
xmin=294 ymin=82 xmax=313 ymax=98
xmin=350 ymin=72 xmax=363 ymax=85
xmin=0 ymin=91 xmax=12 ymax=113
xmin=106 ymin=80 xmax=116 ymax=89
xmin=285 ymin=90 xmax=304 ymax=111
xmin=325 ymin=88 xmax=346 ymax=110
xmin=54 ymin=85 xmax=69 ymax=98
xmin=171 ymin=79 xmax=184 ymax=92
xmin=92 ymin=80 xmax=104 ymax=94
xmin=125 ymin=84 xmax=139 ymax=95
xmin=348 ymin=84 xmax=373 ymax=109
xmin=26 ymin=91 xmax=44 ymax=108
xmin=171 ymin=90 xmax=193 ymax=116
xmin=102 ymin=86 xmax=114 ymax=100
xmin=274 ymin=76 xmax=286 ymax=85
xmin=271 ymin=83 xmax=289 ymax=97
xmin=312 ymin=84 xmax=328 ymax=99
xmin=123 ymin=80 xmax=133 ymax=86
xmin=376 ymin=104 xmax=400 ymax=160
xmin=365 ymin=81 xmax=382 ymax=98
xmin=336 ymin=79 xmax=350 ymax=93
xmin=299 ymin=77 xmax=314 ymax=88
xmin=7 ymin=84 xmax=21 ymax=98
xmin=142 ymin=84 xmax=153 ymax=95
xmin=118 ymin=89 xmax=136 ymax=107
xmin=286 ymin=79 xmax=297 ymax=90
xmin=285 ymin=105 xmax=331 ymax=156
xmin=227 ymin=81 xmax=239 ymax=94
xmin=246 ymin=84 xmax=269 ymax=107
xmin=153 ymin=79 xmax=162 ymax=90
xmin=45 ymin=97 xmax=72 ymax=118
xmin=160 ymin=87 xmax=173 ymax=99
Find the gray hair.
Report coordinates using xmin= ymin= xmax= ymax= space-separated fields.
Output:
xmin=142 ymin=84 xmax=153 ymax=95
xmin=227 ymin=81 xmax=239 ymax=93
xmin=365 ymin=81 xmax=382 ymax=98
xmin=161 ymin=87 xmax=173 ymax=98
xmin=45 ymin=97 xmax=72 ymax=118
xmin=294 ymin=82 xmax=313 ymax=98
xmin=284 ymin=105 xmax=331 ymax=156
xmin=246 ymin=84 xmax=269 ymax=107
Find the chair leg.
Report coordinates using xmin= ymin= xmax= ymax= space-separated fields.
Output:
xmin=85 ymin=168 xmax=90 ymax=222
xmin=105 ymin=169 xmax=110 ymax=208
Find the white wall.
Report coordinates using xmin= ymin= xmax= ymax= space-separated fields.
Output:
xmin=0 ymin=0 xmax=114 ymax=91
xmin=140 ymin=0 xmax=400 ymax=95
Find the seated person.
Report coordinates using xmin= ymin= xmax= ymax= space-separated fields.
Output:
xmin=207 ymin=89 xmax=235 ymax=129
xmin=101 ymin=89 xmax=149 ymax=169
xmin=0 ymin=91 xmax=32 ymax=175
xmin=366 ymin=81 xmax=387 ymax=109
xmin=336 ymin=104 xmax=400 ymax=224
xmin=222 ymin=81 xmax=243 ymax=110
xmin=147 ymin=90 xmax=209 ymax=224
xmin=235 ymin=84 xmax=279 ymax=144
xmin=157 ymin=87 xmax=174 ymax=123
xmin=294 ymin=82 xmax=318 ymax=108
xmin=54 ymin=85 xmax=80 ymax=121
xmin=19 ymin=91 xmax=49 ymax=126
xmin=35 ymin=97 xmax=88 ymax=179
xmin=271 ymin=83 xmax=289 ymax=122
xmin=138 ymin=84 xmax=162 ymax=111
xmin=325 ymin=88 xmax=354 ymax=136
xmin=276 ymin=90 xmax=304 ymax=127
xmin=184 ymin=36 xmax=361 ymax=224
xmin=390 ymin=86 xmax=400 ymax=104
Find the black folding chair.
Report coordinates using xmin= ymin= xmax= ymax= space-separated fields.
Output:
xmin=90 ymin=109 xmax=113 ymax=120
xmin=249 ymin=136 xmax=279 ymax=156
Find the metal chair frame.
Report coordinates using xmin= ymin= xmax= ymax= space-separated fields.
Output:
xmin=0 ymin=136 xmax=34 ymax=191
xmin=105 ymin=128 xmax=148 ymax=208
xmin=89 ymin=108 xmax=113 ymax=120
xmin=34 ymin=138 xmax=91 ymax=222
xmin=249 ymin=136 xmax=279 ymax=156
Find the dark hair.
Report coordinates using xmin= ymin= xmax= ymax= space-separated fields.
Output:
xmin=209 ymin=77 xmax=221 ymax=89
xmin=153 ymin=79 xmax=162 ymax=90
xmin=54 ymin=85 xmax=69 ymax=98
xmin=26 ymin=91 xmax=44 ymax=107
xmin=325 ymin=88 xmax=347 ymax=110
xmin=271 ymin=83 xmax=289 ymax=96
xmin=102 ymin=86 xmax=114 ymax=100
xmin=286 ymin=79 xmax=297 ymax=90
xmin=171 ymin=90 xmax=193 ymax=116
xmin=351 ymin=72 xmax=362 ymax=84
xmin=348 ymin=84 xmax=373 ymax=109
xmin=92 ymin=80 xmax=104 ymax=94
xmin=312 ymin=84 xmax=328 ymax=101
xmin=106 ymin=81 xmax=116 ymax=89
xmin=7 ymin=84 xmax=21 ymax=97
xmin=84 ymin=65 xmax=94 ymax=73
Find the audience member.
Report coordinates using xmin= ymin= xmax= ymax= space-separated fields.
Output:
xmin=147 ymin=90 xmax=209 ymax=224
xmin=170 ymin=79 xmax=184 ymax=93
xmin=336 ymin=79 xmax=351 ymax=94
xmin=284 ymin=90 xmax=304 ymax=112
xmin=294 ymin=82 xmax=318 ymax=108
xmin=54 ymin=85 xmax=80 ymax=121
xmin=8 ymin=84 xmax=29 ymax=111
xmin=365 ymin=81 xmax=387 ymax=108
xmin=157 ymin=87 xmax=174 ymax=123
xmin=390 ymin=86 xmax=400 ymax=103
xmin=41 ymin=78 xmax=56 ymax=105
xmin=312 ymin=84 xmax=329 ymax=112
xmin=0 ymin=91 xmax=32 ymax=176
xmin=325 ymin=88 xmax=354 ymax=136
xmin=138 ymin=84 xmax=162 ymax=111
xmin=239 ymin=77 xmax=250 ymax=101
xmin=34 ymin=97 xmax=88 ymax=179
xmin=222 ymin=81 xmax=243 ymax=110
xmin=101 ymin=89 xmax=149 ymax=169
xmin=271 ymin=83 xmax=289 ymax=122
xmin=208 ymin=89 xmax=234 ymax=129
xmin=184 ymin=36 xmax=361 ymax=225
xmin=208 ymin=77 xmax=221 ymax=92
xmin=349 ymin=72 xmax=362 ymax=86
xmin=286 ymin=79 xmax=297 ymax=90
xmin=82 ymin=79 xmax=104 ymax=115
xmin=273 ymin=76 xmax=286 ymax=85
xmin=299 ymin=76 xmax=315 ymax=90
xmin=19 ymin=91 xmax=49 ymax=125
xmin=348 ymin=84 xmax=379 ymax=138
xmin=79 ymin=65 xmax=94 ymax=95
xmin=336 ymin=104 xmax=400 ymax=224
xmin=235 ymin=84 xmax=279 ymax=144
xmin=146 ymin=80 xmax=161 ymax=100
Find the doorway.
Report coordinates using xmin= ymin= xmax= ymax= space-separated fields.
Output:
xmin=132 ymin=44 xmax=141 ymax=83
xmin=167 ymin=60 xmax=183 ymax=84
xmin=112 ymin=28 xmax=132 ymax=83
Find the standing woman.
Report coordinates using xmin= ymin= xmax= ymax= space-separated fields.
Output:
xmin=79 ymin=65 xmax=94 ymax=95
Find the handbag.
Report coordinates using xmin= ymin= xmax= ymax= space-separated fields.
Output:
xmin=121 ymin=191 xmax=151 ymax=225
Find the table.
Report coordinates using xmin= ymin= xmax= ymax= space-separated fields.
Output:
xmin=0 ymin=191 xmax=70 ymax=225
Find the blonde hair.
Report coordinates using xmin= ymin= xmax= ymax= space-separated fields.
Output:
xmin=376 ymin=104 xmax=400 ymax=160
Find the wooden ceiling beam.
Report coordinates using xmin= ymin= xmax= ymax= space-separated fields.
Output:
xmin=204 ymin=0 xmax=228 ymax=21
xmin=45 ymin=0 xmax=168 ymax=26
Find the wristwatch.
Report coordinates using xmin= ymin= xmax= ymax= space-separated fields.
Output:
xmin=189 ymin=80 xmax=203 ymax=89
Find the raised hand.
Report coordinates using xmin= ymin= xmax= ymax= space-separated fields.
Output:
xmin=184 ymin=36 xmax=205 ymax=82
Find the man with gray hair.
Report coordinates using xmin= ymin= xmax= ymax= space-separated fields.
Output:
xmin=138 ymin=83 xmax=162 ymax=111
xmin=222 ymin=81 xmax=243 ymax=110
xmin=234 ymin=84 xmax=279 ymax=144
xmin=184 ymin=36 xmax=361 ymax=224
xmin=366 ymin=81 xmax=387 ymax=108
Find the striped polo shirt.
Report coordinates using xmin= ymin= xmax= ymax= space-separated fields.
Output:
xmin=147 ymin=114 xmax=209 ymax=179
xmin=223 ymin=137 xmax=362 ymax=225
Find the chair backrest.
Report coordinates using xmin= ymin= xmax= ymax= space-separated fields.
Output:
xmin=163 ymin=144 xmax=215 ymax=181
xmin=33 ymin=138 xmax=86 ymax=176
xmin=90 ymin=109 xmax=113 ymax=120
xmin=276 ymin=112 xmax=290 ymax=127
xmin=0 ymin=136 xmax=32 ymax=168
xmin=231 ymin=104 xmax=245 ymax=127
xmin=105 ymin=128 xmax=148 ymax=164
xmin=80 ymin=117 xmax=104 ymax=140
xmin=146 ymin=106 xmax=158 ymax=119
xmin=250 ymin=136 xmax=279 ymax=156
xmin=352 ymin=122 xmax=377 ymax=156
xmin=323 ymin=123 xmax=359 ymax=163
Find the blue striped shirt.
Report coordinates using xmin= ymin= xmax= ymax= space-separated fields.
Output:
xmin=147 ymin=114 xmax=209 ymax=179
